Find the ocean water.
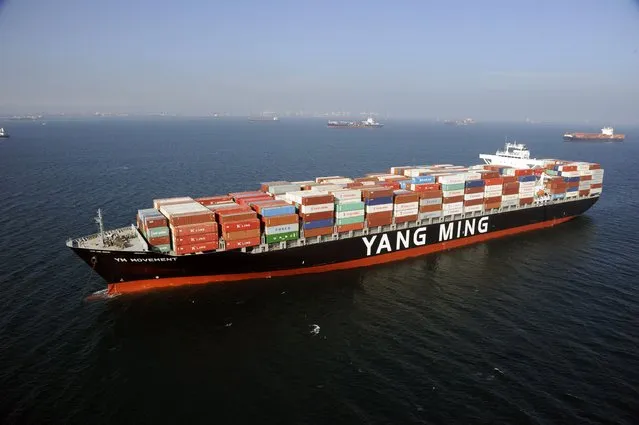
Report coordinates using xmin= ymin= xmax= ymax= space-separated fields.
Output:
xmin=0 ymin=118 xmax=637 ymax=424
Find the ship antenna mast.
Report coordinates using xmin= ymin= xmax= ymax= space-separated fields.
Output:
xmin=94 ymin=208 xmax=105 ymax=246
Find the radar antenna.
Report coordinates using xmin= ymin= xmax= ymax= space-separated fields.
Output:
xmin=94 ymin=209 xmax=105 ymax=246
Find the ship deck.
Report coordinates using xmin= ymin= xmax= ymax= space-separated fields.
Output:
xmin=66 ymin=225 xmax=148 ymax=252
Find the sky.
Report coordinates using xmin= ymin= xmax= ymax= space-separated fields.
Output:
xmin=1 ymin=0 xmax=638 ymax=123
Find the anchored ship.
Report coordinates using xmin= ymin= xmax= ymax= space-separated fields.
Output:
xmin=563 ymin=126 xmax=624 ymax=142
xmin=248 ymin=114 xmax=279 ymax=122
xmin=327 ymin=117 xmax=384 ymax=128
xmin=67 ymin=143 xmax=603 ymax=297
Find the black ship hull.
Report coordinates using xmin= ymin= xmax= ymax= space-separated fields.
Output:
xmin=70 ymin=197 xmax=598 ymax=295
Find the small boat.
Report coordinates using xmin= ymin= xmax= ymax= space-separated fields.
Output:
xmin=0 ymin=128 xmax=9 ymax=138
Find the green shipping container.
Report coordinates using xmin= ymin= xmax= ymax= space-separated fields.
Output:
xmin=545 ymin=170 xmax=558 ymax=176
xmin=336 ymin=216 xmax=365 ymax=225
xmin=265 ymin=231 xmax=299 ymax=244
xmin=152 ymin=244 xmax=171 ymax=253
xmin=442 ymin=183 xmax=465 ymax=191
xmin=335 ymin=201 xmax=365 ymax=212
xmin=147 ymin=226 xmax=170 ymax=238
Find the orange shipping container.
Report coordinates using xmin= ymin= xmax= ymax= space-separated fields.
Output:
xmin=420 ymin=190 xmax=443 ymax=199
xmin=519 ymin=197 xmax=534 ymax=205
xmin=304 ymin=226 xmax=333 ymax=238
xmin=484 ymin=196 xmax=502 ymax=204
xmin=261 ymin=214 xmax=299 ymax=227
xmin=502 ymin=176 xmax=517 ymax=184
xmin=419 ymin=204 xmax=442 ymax=213
xmin=394 ymin=192 xmax=420 ymax=203
xmin=217 ymin=211 xmax=258 ymax=224
xmin=222 ymin=219 xmax=260 ymax=233
xmin=484 ymin=177 xmax=504 ymax=186
xmin=223 ymin=228 xmax=261 ymax=241
xmin=175 ymin=241 xmax=219 ymax=255
xmin=443 ymin=195 xmax=464 ymax=204
xmin=412 ymin=183 xmax=441 ymax=191
xmin=484 ymin=202 xmax=501 ymax=210
xmin=173 ymin=232 xmax=218 ymax=246
xmin=170 ymin=222 xmax=217 ymax=237
xmin=464 ymin=186 xmax=484 ymax=194
xmin=336 ymin=222 xmax=365 ymax=233
xmin=395 ymin=214 xmax=418 ymax=224
xmin=299 ymin=210 xmax=333 ymax=221
xmin=225 ymin=237 xmax=261 ymax=250
xmin=464 ymin=198 xmax=483 ymax=207
xmin=579 ymin=190 xmax=589 ymax=196
xmin=590 ymin=183 xmax=602 ymax=189
xmin=301 ymin=194 xmax=335 ymax=206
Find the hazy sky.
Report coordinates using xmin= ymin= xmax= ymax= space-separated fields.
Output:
xmin=1 ymin=0 xmax=638 ymax=123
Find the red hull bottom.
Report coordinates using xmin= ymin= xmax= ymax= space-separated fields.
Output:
xmin=106 ymin=216 xmax=576 ymax=296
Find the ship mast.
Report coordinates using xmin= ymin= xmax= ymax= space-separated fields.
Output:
xmin=94 ymin=209 xmax=105 ymax=246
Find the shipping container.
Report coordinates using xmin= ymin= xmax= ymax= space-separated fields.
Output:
xmin=175 ymin=241 xmax=219 ymax=255
xmin=264 ymin=223 xmax=299 ymax=235
xmin=335 ymin=201 xmax=365 ymax=212
xmin=222 ymin=219 xmax=260 ymax=233
xmin=223 ymin=229 xmax=261 ymax=241
xmin=261 ymin=214 xmax=298 ymax=227
xmin=153 ymin=197 xmax=194 ymax=210
xmin=336 ymin=222 xmax=365 ymax=233
xmin=419 ymin=204 xmax=442 ymax=213
xmin=265 ymin=231 xmax=299 ymax=244
xmin=217 ymin=211 xmax=258 ymax=224
xmin=303 ymin=218 xmax=334 ymax=230
xmin=443 ymin=195 xmax=464 ymax=204
xmin=420 ymin=190 xmax=443 ymax=199
xmin=365 ymin=203 xmax=393 ymax=214
xmin=304 ymin=226 xmax=334 ymax=238
xmin=148 ymin=235 xmax=171 ymax=246
xmin=299 ymin=210 xmax=333 ymax=221
xmin=172 ymin=232 xmax=218 ymax=246
xmin=464 ymin=186 xmax=484 ymax=194
xmin=147 ymin=227 xmax=170 ymax=238
xmin=170 ymin=222 xmax=218 ymax=237
xmin=225 ymin=237 xmax=261 ymax=250
xmin=336 ymin=216 xmax=365 ymax=226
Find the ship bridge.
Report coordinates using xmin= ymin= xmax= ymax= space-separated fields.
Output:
xmin=479 ymin=142 xmax=547 ymax=168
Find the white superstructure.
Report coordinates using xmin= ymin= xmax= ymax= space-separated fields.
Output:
xmin=479 ymin=142 xmax=546 ymax=168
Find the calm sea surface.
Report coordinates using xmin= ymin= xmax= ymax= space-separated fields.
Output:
xmin=0 ymin=118 xmax=637 ymax=424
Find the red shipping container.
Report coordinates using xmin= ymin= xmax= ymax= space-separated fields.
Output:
xmin=590 ymin=183 xmax=602 ymax=189
xmin=394 ymin=192 xmax=420 ymax=203
xmin=480 ymin=171 xmax=500 ymax=179
xmin=519 ymin=197 xmax=534 ymax=205
xmin=395 ymin=214 xmax=418 ymax=224
xmin=484 ymin=196 xmax=502 ymax=204
xmin=299 ymin=210 xmax=333 ymax=221
xmin=169 ymin=212 xmax=216 ymax=227
xmin=464 ymin=186 xmax=484 ymax=194
xmin=213 ymin=206 xmax=252 ymax=217
xmin=173 ymin=232 xmax=218 ymax=246
xmin=225 ymin=237 xmax=261 ymax=250
xmin=366 ymin=215 xmax=393 ymax=227
xmin=217 ymin=211 xmax=258 ymax=224
xmin=361 ymin=187 xmax=394 ymax=199
xmin=502 ymin=189 xmax=518 ymax=196
xmin=195 ymin=195 xmax=233 ymax=206
xmin=579 ymin=190 xmax=589 ymax=196
xmin=533 ymin=169 xmax=544 ymax=177
xmin=224 ymin=228 xmax=261 ymax=241
xmin=483 ymin=177 xmax=504 ymax=186
xmin=419 ymin=204 xmax=442 ymax=213
xmin=346 ymin=182 xmax=366 ymax=188
xmin=304 ymin=226 xmax=333 ymax=238
xmin=336 ymin=222 xmax=365 ymax=233
xmin=567 ymin=182 xmax=579 ymax=188
xmin=139 ymin=215 xmax=168 ymax=229
xmin=170 ymin=222 xmax=217 ymax=237
xmin=175 ymin=241 xmax=219 ymax=255
xmin=561 ymin=165 xmax=578 ymax=172
xmin=589 ymin=163 xmax=601 ymax=170
xmin=504 ymin=182 xmax=520 ymax=190
xmin=412 ymin=183 xmax=441 ymax=191
xmin=581 ymin=175 xmax=592 ymax=181
xmin=236 ymin=195 xmax=273 ymax=206
xmin=443 ymin=195 xmax=464 ymax=204
xmin=262 ymin=214 xmax=299 ymax=227
xmin=420 ymin=190 xmax=443 ymax=199
xmin=301 ymin=194 xmax=334 ymax=206
xmin=464 ymin=198 xmax=484 ymax=206
xmin=379 ymin=181 xmax=401 ymax=190
xmin=484 ymin=202 xmax=501 ymax=210
xmin=148 ymin=235 xmax=170 ymax=245
xmin=222 ymin=218 xmax=260 ymax=233
xmin=354 ymin=177 xmax=379 ymax=183
xmin=502 ymin=176 xmax=517 ymax=183
xmin=514 ymin=169 xmax=534 ymax=177
xmin=230 ymin=191 xmax=265 ymax=199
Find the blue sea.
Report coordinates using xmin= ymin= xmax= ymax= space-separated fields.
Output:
xmin=0 ymin=117 xmax=637 ymax=424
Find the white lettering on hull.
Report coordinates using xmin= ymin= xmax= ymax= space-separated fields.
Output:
xmin=438 ymin=216 xmax=489 ymax=242
xmin=362 ymin=227 xmax=428 ymax=257
xmin=114 ymin=257 xmax=178 ymax=263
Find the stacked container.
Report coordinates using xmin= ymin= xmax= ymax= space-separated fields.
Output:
xmin=589 ymin=163 xmax=603 ymax=196
xmin=137 ymin=208 xmax=170 ymax=252
xmin=250 ymin=200 xmax=299 ymax=244
xmin=362 ymin=187 xmax=394 ymax=227
xmin=195 ymin=195 xmax=234 ymax=207
xmin=483 ymin=177 xmax=503 ymax=210
xmin=216 ymin=207 xmax=261 ymax=250
xmin=463 ymin=179 xmax=485 ymax=213
xmin=418 ymin=188 xmax=443 ymax=220
xmin=439 ymin=174 xmax=465 ymax=216
xmin=260 ymin=181 xmax=303 ymax=200
xmin=544 ymin=176 xmax=568 ymax=200
xmin=393 ymin=190 xmax=419 ymax=223
xmin=332 ymin=189 xmax=365 ymax=233
xmin=518 ymin=175 xmax=536 ymax=205
xmin=159 ymin=202 xmax=219 ymax=255
xmin=501 ymin=176 xmax=520 ymax=207
xmin=287 ymin=192 xmax=335 ymax=238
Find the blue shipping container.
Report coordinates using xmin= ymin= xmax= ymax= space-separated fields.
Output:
xmin=411 ymin=175 xmax=436 ymax=184
xmin=566 ymin=186 xmax=578 ymax=192
xmin=364 ymin=196 xmax=393 ymax=206
xmin=552 ymin=193 xmax=566 ymax=200
xmin=261 ymin=205 xmax=296 ymax=217
xmin=518 ymin=175 xmax=536 ymax=183
xmin=303 ymin=218 xmax=334 ymax=230
xmin=563 ymin=176 xmax=579 ymax=183
xmin=465 ymin=179 xmax=485 ymax=188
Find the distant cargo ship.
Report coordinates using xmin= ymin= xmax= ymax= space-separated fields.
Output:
xmin=0 ymin=128 xmax=9 ymax=138
xmin=563 ymin=127 xmax=624 ymax=142
xmin=248 ymin=115 xmax=279 ymax=122
xmin=327 ymin=117 xmax=384 ymax=128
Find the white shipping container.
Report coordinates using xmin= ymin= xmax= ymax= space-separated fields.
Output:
xmin=559 ymin=171 xmax=580 ymax=177
xmin=463 ymin=204 xmax=484 ymax=213
xmin=590 ymin=188 xmax=602 ymax=195
xmin=332 ymin=189 xmax=361 ymax=200
xmin=484 ymin=189 xmax=503 ymax=198
xmin=442 ymin=207 xmax=463 ymax=216
xmin=274 ymin=194 xmax=288 ymax=201
xmin=519 ymin=181 xmax=536 ymax=188
xmin=501 ymin=194 xmax=519 ymax=201
xmin=336 ymin=210 xmax=365 ymax=219
xmin=264 ymin=223 xmax=299 ymax=235
xmin=578 ymin=182 xmax=591 ymax=190
xmin=442 ymin=201 xmax=464 ymax=210
xmin=501 ymin=199 xmax=519 ymax=207
xmin=501 ymin=168 xmax=516 ymax=176
xmin=464 ymin=172 xmax=483 ymax=181
xmin=313 ymin=184 xmax=345 ymax=192
xmin=484 ymin=184 xmax=503 ymax=192
xmin=577 ymin=164 xmax=591 ymax=171
xmin=565 ymin=190 xmax=579 ymax=198
xmin=420 ymin=197 xmax=443 ymax=206
xmin=590 ymin=169 xmax=604 ymax=176
xmin=464 ymin=192 xmax=484 ymax=201
xmin=394 ymin=208 xmax=419 ymax=218
xmin=394 ymin=201 xmax=419 ymax=212
xmin=365 ymin=203 xmax=393 ymax=214
xmin=160 ymin=202 xmax=210 ymax=217
xmin=390 ymin=166 xmax=412 ymax=174
xmin=300 ymin=203 xmax=334 ymax=214
xmin=315 ymin=176 xmax=343 ymax=183
xmin=404 ymin=168 xmax=431 ymax=177
xmin=323 ymin=178 xmax=354 ymax=184
xmin=153 ymin=197 xmax=195 ymax=210
xmin=419 ymin=211 xmax=443 ymax=220
xmin=443 ymin=189 xmax=464 ymax=197
xmin=438 ymin=174 xmax=465 ymax=184
xmin=518 ymin=192 xmax=535 ymax=199
xmin=591 ymin=177 xmax=603 ymax=184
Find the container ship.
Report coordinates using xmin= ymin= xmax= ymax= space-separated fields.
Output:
xmin=67 ymin=142 xmax=603 ymax=297
xmin=563 ymin=126 xmax=624 ymax=142
xmin=327 ymin=117 xmax=384 ymax=128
